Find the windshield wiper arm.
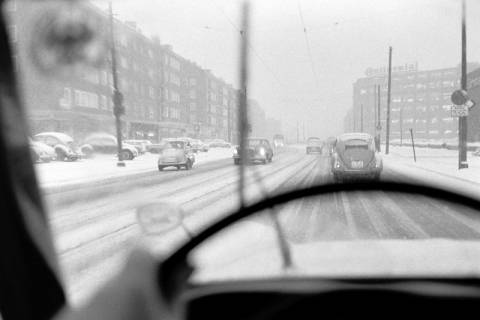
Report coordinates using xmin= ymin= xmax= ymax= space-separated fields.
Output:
xmin=237 ymin=1 xmax=292 ymax=270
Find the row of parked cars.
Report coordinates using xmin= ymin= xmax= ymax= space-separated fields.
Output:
xmin=29 ymin=132 xmax=146 ymax=163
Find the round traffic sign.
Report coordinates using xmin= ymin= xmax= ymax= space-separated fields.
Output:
xmin=451 ymin=90 xmax=469 ymax=106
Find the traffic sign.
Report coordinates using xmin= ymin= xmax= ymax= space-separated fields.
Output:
xmin=451 ymin=90 xmax=469 ymax=106
xmin=466 ymin=99 xmax=476 ymax=109
xmin=451 ymin=105 xmax=469 ymax=117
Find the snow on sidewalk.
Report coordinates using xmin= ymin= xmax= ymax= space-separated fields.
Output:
xmin=35 ymin=148 xmax=234 ymax=189
xmin=384 ymin=145 xmax=480 ymax=197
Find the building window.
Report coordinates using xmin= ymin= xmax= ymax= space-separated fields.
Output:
xmin=149 ymin=86 xmax=155 ymax=98
xmin=60 ymin=88 xmax=71 ymax=108
xmin=170 ymin=57 xmax=180 ymax=70
xmin=416 ymin=83 xmax=426 ymax=89
xmin=101 ymin=71 xmax=108 ymax=85
xmin=210 ymin=92 xmax=217 ymax=101
xmin=170 ymin=91 xmax=180 ymax=103
xmin=100 ymin=95 xmax=107 ymax=109
xmin=170 ymin=73 xmax=181 ymax=86
xmin=189 ymin=90 xmax=196 ymax=99
xmin=120 ymin=56 xmax=128 ymax=69
xmin=189 ymin=78 xmax=197 ymax=86
xmin=189 ymin=102 xmax=196 ymax=110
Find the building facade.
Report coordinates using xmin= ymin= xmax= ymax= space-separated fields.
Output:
xmin=349 ymin=63 xmax=479 ymax=141
xmin=7 ymin=0 xmax=274 ymax=143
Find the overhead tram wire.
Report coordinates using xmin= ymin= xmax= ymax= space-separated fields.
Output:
xmin=296 ymin=0 xmax=320 ymax=89
xmin=209 ymin=0 xmax=303 ymax=109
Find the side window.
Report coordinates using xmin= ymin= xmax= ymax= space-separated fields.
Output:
xmin=45 ymin=136 xmax=58 ymax=146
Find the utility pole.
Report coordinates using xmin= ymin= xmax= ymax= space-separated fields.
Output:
xmin=360 ymin=104 xmax=364 ymax=132
xmin=377 ymin=84 xmax=381 ymax=152
xmin=399 ymin=106 xmax=403 ymax=145
xmin=374 ymin=85 xmax=377 ymax=135
xmin=238 ymin=2 xmax=250 ymax=207
xmin=385 ymin=46 xmax=393 ymax=154
xmin=400 ymin=105 xmax=403 ymax=145
xmin=109 ymin=2 xmax=125 ymax=167
xmin=459 ymin=0 xmax=468 ymax=169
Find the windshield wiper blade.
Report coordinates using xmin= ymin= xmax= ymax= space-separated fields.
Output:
xmin=237 ymin=1 xmax=292 ymax=270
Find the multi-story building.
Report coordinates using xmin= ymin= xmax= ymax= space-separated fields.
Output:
xmin=349 ymin=62 xmax=479 ymax=141
xmin=7 ymin=0 xmax=276 ymax=143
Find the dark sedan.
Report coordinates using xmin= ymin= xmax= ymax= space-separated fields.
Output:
xmin=233 ymin=138 xmax=273 ymax=165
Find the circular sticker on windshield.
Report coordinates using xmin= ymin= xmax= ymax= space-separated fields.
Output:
xmin=28 ymin=1 xmax=109 ymax=76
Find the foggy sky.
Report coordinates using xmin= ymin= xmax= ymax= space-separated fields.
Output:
xmin=93 ymin=0 xmax=480 ymax=139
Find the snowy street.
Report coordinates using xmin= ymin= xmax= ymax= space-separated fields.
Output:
xmin=35 ymin=145 xmax=480 ymax=305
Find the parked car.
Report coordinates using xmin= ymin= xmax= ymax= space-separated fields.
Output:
xmin=29 ymin=139 xmax=56 ymax=163
xmin=209 ymin=139 xmax=231 ymax=148
xmin=197 ymin=139 xmax=209 ymax=152
xmin=124 ymin=139 xmax=150 ymax=154
xmin=81 ymin=133 xmax=138 ymax=160
xmin=34 ymin=132 xmax=81 ymax=161
xmin=233 ymin=138 xmax=273 ymax=165
xmin=331 ymin=133 xmax=382 ymax=182
xmin=157 ymin=140 xmax=195 ymax=171
xmin=306 ymin=137 xmax=323 ymax=154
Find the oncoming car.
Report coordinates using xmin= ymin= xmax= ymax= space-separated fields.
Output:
xmin=273 ymin=134 xmax=285 ymax=148
xmin=306 ymin=136 xmax=323 ymax=154
xmin=331 ymin=133 xmax=382 ymax=182
xmin=157 ymin=140 xmax=195 ymax=171
xmin=233 ymin=138 xmax=273 ymax=165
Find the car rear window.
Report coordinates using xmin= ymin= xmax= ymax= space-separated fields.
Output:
xmin=344 ymin=139 xmax=371 ymax=151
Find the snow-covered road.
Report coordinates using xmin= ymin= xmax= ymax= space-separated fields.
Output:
xmin=37 ymin=146 xmax=480 ymax=306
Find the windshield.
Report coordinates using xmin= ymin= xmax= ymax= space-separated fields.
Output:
xmin=307 ymin=138 xmax=321 ymax=145
xmin=165 ymin=141 xmax=184 ymax=149
xmin=247 ymin=139 xmax=266 ymax=147
xmin=8 ymin=0 xmax=480 ymax=306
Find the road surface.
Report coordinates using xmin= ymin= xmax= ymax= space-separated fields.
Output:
xmin=40 ymin=146 xmax=480 ymax=304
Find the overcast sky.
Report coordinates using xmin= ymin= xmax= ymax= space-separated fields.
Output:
xmin=93 ymin=0 xmax=480 ymax=138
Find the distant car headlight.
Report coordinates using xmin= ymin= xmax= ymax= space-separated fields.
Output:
xmin=258 ymin=148 xmax=266 ymax=156
xmin=334 ymin=159 xmax=342 ymax=169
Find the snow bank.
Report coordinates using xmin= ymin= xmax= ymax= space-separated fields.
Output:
xmin=384 ymin=146 xmax=480 ymax=198
xmin=35 ymin=148 xmax=234 ymax=189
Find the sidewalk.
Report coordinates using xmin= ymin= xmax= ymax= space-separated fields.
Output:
xmin=384 ymin=145 xmax=480 ymax=198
